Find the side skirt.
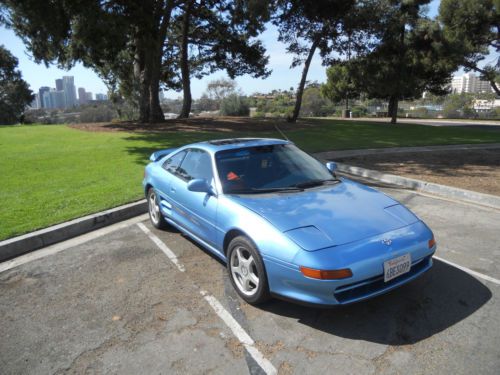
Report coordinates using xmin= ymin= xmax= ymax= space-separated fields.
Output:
xmin=165 ymin=217 xmax=227 ymax=263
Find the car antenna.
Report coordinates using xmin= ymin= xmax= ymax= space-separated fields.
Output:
xmin=274 ymin=124 xmax=289 ymax=141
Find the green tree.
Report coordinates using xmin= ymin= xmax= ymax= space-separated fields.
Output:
xmin=220 ymin=94 xmax=250 ymax=116
xmin=301 ymin=85 xmax=330 ymax=116
xmin=440 ymin=0 xmax=500 ymax=95
xmin=442 ymin=93 xmax=475 ymax=118
xmin=0 ymin=0 xmax=270 ymax=123
xmin=273 ymin=0 xmax=357 ymax=122
xmin=205 ymin=78 xmax=238 ymax=107
xmin=175 ymin=0 xmax=270 ymax=118
xmin=1 ymin=0 xmax=174 ymax=123
xmin=346 ymin=1 xmax=456 ymax=123
xmin=0 ymin=45 xmax=33 ymax=124
xmin=321 ymin=63 xmax=359 ymax=110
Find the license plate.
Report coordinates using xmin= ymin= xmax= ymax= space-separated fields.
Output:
xmin=384 ymin=253 xmax=411 ymax=282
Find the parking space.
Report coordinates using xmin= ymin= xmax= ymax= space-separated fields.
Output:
xmin=1 ymin=180 xmax=499 ymax=375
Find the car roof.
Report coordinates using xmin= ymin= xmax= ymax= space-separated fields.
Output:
xmin=185 ymin=138 xmax=291 ymax=153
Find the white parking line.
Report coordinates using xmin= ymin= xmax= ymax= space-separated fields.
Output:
xmin=0 ymin=214 xmax=149 ymax=274
xmin=434 ymin=256 xmax=500 ymax=286
xmin=137 ymin=223 xmax=276 ymax=375
xmin=137 ymin=223 xmax=185 ymax=272
xmin=201 ymin=290 xmax=277 ymax=375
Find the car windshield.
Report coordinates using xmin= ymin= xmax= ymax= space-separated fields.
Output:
xmin=215 ymin=144 xmax=338 ymax=194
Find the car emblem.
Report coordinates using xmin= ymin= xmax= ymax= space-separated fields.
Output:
xmin=382 ymin=238 xmax=392 ymax=246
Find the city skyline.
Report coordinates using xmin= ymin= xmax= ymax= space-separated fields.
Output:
xmin=32 ymin=75 xmax=108 ymax=110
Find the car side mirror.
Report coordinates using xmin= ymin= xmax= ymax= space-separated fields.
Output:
xmin=326 ymin=161 xmax=337 ymax=173
xmin=187 ymin=178 xmax=214 ymax=195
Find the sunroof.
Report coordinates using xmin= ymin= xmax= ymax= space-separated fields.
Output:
xmin=208 ymin=138 xmax=259 ymax=146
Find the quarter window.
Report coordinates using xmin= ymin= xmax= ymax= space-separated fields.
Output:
xmin=177 ymin=149 xmax=213 ymax=182
xmin=162 ymin=150 xmax=187 ymax=175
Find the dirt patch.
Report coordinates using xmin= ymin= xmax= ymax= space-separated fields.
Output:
xmin=337 ymin=149 xmax=500 ymax=196
xmin=69 ymin=117 xmax=316 ymax=133
xmin=255 ymin=340 xmax=285 ymax=358
xmin=225 ymin=337 xmax=244 ymax=359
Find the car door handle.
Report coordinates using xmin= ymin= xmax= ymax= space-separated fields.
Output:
xmin=170 ymin=187 xmax=176 ymax=193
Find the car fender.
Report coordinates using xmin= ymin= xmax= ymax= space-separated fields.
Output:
xmin=216 ymin=195 xmax=302 ymax=265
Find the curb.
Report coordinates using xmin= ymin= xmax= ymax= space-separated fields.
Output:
xmin=0 ymin=200 xmax=147 ymax=262
xmin=336 ymin=163 xmax=500 ymax=210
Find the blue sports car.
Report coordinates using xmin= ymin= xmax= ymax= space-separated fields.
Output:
xmin=143 ymin=138 xmax=436 ymax=306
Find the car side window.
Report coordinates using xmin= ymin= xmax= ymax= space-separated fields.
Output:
xmin=177 ymin=149 xmax=213 ymax=182
xmin=162 ymin=150 xmax=187 ymax=175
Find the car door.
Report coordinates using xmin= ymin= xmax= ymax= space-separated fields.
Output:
xmin=169 ymin=148 xmax=218 ymax=248
xmin=155 ymin=150 xmax=187 ymax=220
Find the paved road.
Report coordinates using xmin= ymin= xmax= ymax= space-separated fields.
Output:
xmin=1 ymin=180 xmax=499 ymax=375
xmin=315 ymin=142 xmax=500 ymax=160
xmin=343 ymin=117 xmax=500 ymax=129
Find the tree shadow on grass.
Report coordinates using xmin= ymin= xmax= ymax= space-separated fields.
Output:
xmin=258 ymin=259 xmax=492 ymax=345
xmin=121 ymin=130 xmax=278 ymax=166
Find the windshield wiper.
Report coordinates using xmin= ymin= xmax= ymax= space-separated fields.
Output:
xmin=291 ymin=178 xmax=341 ymax=189
xmin=229 ymin=186 xmax=304 ymax=194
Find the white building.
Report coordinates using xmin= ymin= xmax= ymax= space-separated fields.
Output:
xmin=451 ymin=73 xmax=494 ymax=94
xmin=473 ymin=99 xmax=500 ymax=112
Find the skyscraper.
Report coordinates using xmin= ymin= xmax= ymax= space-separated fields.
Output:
xmin=50 ymin=89 xmax=66 ymax=109
xmin=62 ymin=76 xmax=77 ymax=108
xmin=86 ymin=92 xmax=93 ymax=101
xmin=38 ymin=86 xmax=50 ymax=108
xmin=41 ymin=90 xmax=52 ymax=109
xmin=78 ymin=87 xmax=88 ymax=105
xmin=55 ymin=79 xmax=63 ymax=91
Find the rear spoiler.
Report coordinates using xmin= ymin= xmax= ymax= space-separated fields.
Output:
xmin=149 ymin=147 xmax=178 ymax=162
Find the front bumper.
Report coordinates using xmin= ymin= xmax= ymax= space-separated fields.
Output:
xmin=265 ymin=254 xmax=433 ymax=306
xmin=263 ymin=221 xmax=436 ymax=306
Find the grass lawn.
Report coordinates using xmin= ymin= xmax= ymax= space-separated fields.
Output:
xmin=1 ymin=118 xmax=500 ymax=241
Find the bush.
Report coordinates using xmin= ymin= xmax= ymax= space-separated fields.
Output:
xmin=219 ymin=94 xmax=249 ymax=116
xmin=350 ymin=105 xmax=368 ymax=117
xmin=79 ymin=105 xmax=115 ymax=123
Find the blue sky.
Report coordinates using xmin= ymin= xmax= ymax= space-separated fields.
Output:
xmin=1 ymin=0 xmax=488 ymax=100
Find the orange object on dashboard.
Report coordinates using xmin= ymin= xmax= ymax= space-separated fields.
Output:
xmin=227 ymin=171 xmax=239 ymax=181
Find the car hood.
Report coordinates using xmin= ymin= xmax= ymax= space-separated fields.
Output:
xmin=228 ymin=179 xmax=419 ymax=251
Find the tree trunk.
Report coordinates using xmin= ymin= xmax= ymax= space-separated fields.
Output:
xmin=178 ymin=1 xmax=194 ymax=119
xmin=288 ymin=38 xmax=319 ymax=123
xmin=135 ymin=1 xmax=174 ymax=123
xmin=134 ymin=34 xmax=150 ymax=123
xmin=149 ymin=50 xmax=164 ymax=123
xmin=489 ymin=80 xmax=500 ymax=96
xmin=388 ymin=95 xmax=398 ymax=124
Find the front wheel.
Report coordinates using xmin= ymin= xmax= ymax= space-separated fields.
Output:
xmin=147 ymin=188 xmax=168 ymax=229
xmin=227 ymin=236 xmax=270 ymax=305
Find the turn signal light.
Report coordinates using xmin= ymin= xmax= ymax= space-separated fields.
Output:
xmin=300 ymin=266 xmax=352 ymax=280
xmin=428 ymin=237 xmax=436 ymax=249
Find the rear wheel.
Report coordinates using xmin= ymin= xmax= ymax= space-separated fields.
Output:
xmin=227 ymin=236 xmax=270 ymax=304
xmin=147 ymin=188 xmax=168 ymax=229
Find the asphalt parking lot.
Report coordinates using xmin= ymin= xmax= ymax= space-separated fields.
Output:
xmin=1 ymin=178 xmax=499 ymax=375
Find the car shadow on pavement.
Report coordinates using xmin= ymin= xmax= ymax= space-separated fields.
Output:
xmin=259 ymin=259 xmax=492 ymax=345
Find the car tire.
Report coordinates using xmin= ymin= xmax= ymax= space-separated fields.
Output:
xmin=227 ymin=236 xmax=270 ymax=305
xmin=147 ymin=187 xmax=168 ymax=229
